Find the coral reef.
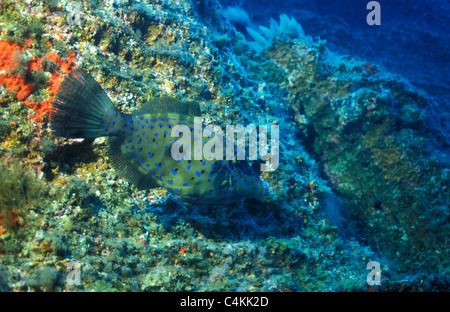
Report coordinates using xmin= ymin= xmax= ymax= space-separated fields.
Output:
xmin=0 ymin=0 xmax=447 ymax=292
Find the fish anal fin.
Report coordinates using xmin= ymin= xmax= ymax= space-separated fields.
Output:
xmin=108 ymin=137 xmax=160 ymax=190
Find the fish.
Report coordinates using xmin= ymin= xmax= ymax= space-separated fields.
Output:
xmin=50 ymin=69 xmax=269 ymax=206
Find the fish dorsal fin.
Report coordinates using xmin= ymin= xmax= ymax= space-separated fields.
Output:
xmin=108 ymin=137 xmax=160 ymax=191
xmin=134 ymin=97 xmax=201 ymax=117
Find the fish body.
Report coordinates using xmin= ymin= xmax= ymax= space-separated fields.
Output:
xmin=51 ymin=70 xmax=269 ymax=206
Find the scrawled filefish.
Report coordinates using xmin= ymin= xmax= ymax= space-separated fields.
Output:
xmin=51 ymin=69 xmax=269 ymax=206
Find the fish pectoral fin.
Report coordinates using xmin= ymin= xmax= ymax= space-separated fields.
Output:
xmin=108 ymin=137 xmax=160 ymax=190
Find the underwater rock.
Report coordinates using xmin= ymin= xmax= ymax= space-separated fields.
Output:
xmin=0 ymin=0 xmax=447 ymax=292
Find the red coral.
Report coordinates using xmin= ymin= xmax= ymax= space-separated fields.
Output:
xmin=0 ymin=39 xmax=77 ymax=122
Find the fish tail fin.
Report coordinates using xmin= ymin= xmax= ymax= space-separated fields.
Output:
xmin=50 ymin=69 xmax=118 ymax=138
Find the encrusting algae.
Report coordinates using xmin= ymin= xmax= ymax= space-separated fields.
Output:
xmin=0 ymin=0 xmax=447 ymax=292
xmin=0 ymin=159 xmax=46 ymax=231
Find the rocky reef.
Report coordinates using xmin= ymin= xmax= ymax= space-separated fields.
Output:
xmin=0 ymin=0 xmax=447 ymax=291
